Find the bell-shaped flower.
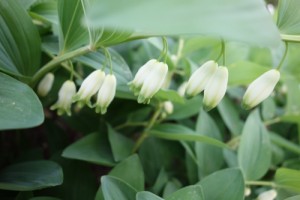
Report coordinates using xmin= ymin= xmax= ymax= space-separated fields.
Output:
xmin=94 ymin=74 xmax=117 ymax=114
xmin=203 ymin=66 xmax=228 ymax=111
xmin=242 ymin=69 xmax=280 ymax=110
xmin=129 ymin=59 xmax=156 ymax=96
xmin=185 ymin=60 xmax=218 ymax=97
xmin=37 ymin=73 xmax=54 ymax=97
xmin=137 ymin=61 xmax=168 ymax=104
xmin=50 ymin=80 xmax=76 ymax=116
xmin=257 ymin=189 xmax=277 ymax=200
xmin=73 ymin=70 xmax=105 ymax=107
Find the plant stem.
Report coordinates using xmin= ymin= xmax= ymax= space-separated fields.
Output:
xmin=30 ymin=45 xmax=91 ymax=87
xmin=264 ymin=117 xmax=281 ymax=126
xmin=246 ymin=181 xmax=275 ymax=187
xmin=132 ymin=106 xmax=162 ymax=153
xmin=276 ymin=41 xmax=289 ymax=70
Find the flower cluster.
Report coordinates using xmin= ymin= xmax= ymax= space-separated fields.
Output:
xmin=38 ymin=69 xmax=117 ymax=116
xmin=129 ymin=59 xmax=168 ymax=104
xmin=242 ymin=69 xmax=280 ymax=110
xmin=185 ymin=60 xmax=228 ymax=111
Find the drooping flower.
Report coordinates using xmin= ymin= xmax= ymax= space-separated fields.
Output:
xmin=50 ymin=80 xmax=76 ymax=116
xmin=72 ymin=70 xmax=105 ymax=107
xmin=257 ymin=189 xmax=277 ymax=200
xmin=185 ymin=60 xmax=218 ymax=97
xmin=128 ymin=59 xmax=156 ymax=96
xmin=242 ymin=69 xmax=280 ymax=110
xmin=37 ymin=73 xmax=54 ymax=97
xmin=203 ymin=66 xmax=228 ymax=111
xmin=94 ymin=74 xmax=117 ymax=114
xmin=137 ymin=61 xmax=168 ymax=104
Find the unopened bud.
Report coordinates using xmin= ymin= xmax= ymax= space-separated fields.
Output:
xmin=257 ymin=189 xmax=277 ymax=200
xmin=37 ymin=73 xmax=54 ymax=97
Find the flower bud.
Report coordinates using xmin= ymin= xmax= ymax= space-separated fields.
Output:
xmin=37 ymin=73 xmax=54 ymax=97
xmin=73 ymin=70 xmax=105 ymax=107
xmin=137 ymin=61 xmax=168 ymax=104
xmin=177 ymin=81 xmax=188 ymax=97
xmin=129 ymin=59 xmax=156 ymax=95
xmin=50 ymin=80 xmax=76 ymax=116
xmin=203 ymin=66 xmax=228 ymax=111
xmin=186 ymin=60 xmax=217 ymax=97
xmin=163 ymin=101 xmax=174 ymax=114
xmin=95 ymin=74 xmax=117 ymax=114
xmin=242 ymin=69 xmax=280 ymax=110
xmin=257 ymin=189 xmax=277 ymax=200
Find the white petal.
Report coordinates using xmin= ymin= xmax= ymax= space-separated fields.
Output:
xmin=37 ymin=73 xmax=54 ymax=97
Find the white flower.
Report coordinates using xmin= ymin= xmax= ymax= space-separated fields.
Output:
xmin=257 ymin=189 xmax=277 ymax=200
xmin=37 ymin=73 xmax=54 ymax=97
xmin=163 ymin=101 xmax=174 ymax=114
xmin=137 ymin=61 xmax=168 ymax=104
xmin=178 ymin=81 xmax=188 ymax=97
xmin=203 ymin=66 xmax=228 ymax=111
xmin=129 ymin=59 xmax=156 ymax=96
xmin=73 ymin=70 xmax=105 ymax=107
xmin=50 ymin=80 xmax=76 ymax=116
xmin=94 ymin=74 xmax=117 ymax=114
xmin=242 ymin=69 xmax=280 ymax=110
xmin=186 ymin=60 xmax=218 ymax=97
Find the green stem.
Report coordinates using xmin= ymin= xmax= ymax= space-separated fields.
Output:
xmin=215 ymin=39 xmax=225 ymax=63
xmin=102 ymin=47 xmax=113 ymax=74
xmin=264 ymin=117 xmax=281 ymax=126
xmin=114 ymin=121 xmax=148 ymax=130
xmin=30 ymin=45 xmax=91 ymax=87
xmin=132 ymin=106 xmax=162 ymax=153
xmin=246 ymin=181 xmax=275 ymax=187
xmin=276 ymin=41 xmax=289 ymax=71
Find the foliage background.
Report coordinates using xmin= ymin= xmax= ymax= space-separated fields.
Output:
xmin=1 ymin=0 xmax=300 ymax=199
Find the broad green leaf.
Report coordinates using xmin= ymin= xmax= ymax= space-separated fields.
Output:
xmin=185 ymin=152 xmax=199 ymax=184
xmin=283 ymin=75 xmax=300 ymax=116
xmin=277 ymin=0 xmax=300 ymax=37
xmin=151 ymin=168 xmax=168 ymax=194
xmin=284 ymin=195 xmax=300 ymax=200
xmin=199 ymin=168 xmax=244 ymax=200
xmin=0 ymin=73 xmax=44 ymax=130
xmin=166 ymin=185 xmax=204 ymax=200
xmin=167 ymin=96 xmax=202 ymax=120
xmin=228 ymin=61 xmax=270 ymax=86
xmin=86 ymin=0 xmax=281 ymax=47
xmin=17 ymin=0 xmax=36 ymax=9
xmin=75 ymin=48 xmax=133 ymax=86
xmin=275 ymin=168 xmax=300 ymax=193
xmin=155 ymin=89 xmax=185 ymax=104
xmin=0 ymin=161 xmax=63 ymax=191
xmin=109 ymin=154 xmax=145 ymax=191
xmin=62 ymin=132 xmax=116 ymax=166
xmin=136 ymin=191 xmax=164 ymax=200
xmin=163 ymin=180 xmax=182 ymax=198
xmin=0 ymin=0 xmax=41 ymax=76
xmin=101 ymin=176 xmax=137 ymax=200
xmin=270 ymin=132 xmax=300 ymax=155
xmin=262 ymin=97 xmax=277 ymax=121
xmin=217 ymin=96 xmax=243 ymax=136
xmin=58 ymin=0 xmax=89 ymax=52
xmin=108 ymin=125 xmax=134 ymax=162
xmin=30 ymin=0 xmax=58 ymax=24
xmin=238 ymin=110 xmax=272 ymax=180
xmin=195 ymin=110 xmax=224 ymax=178
xmin=149 ymin=124 xmax=228 ymax=149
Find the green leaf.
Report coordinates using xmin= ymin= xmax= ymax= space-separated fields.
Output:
xmin=217 ymin=96 xmax=243 ymax=136
xmin=108 ymin=125 xmax=134 ymax=162
xmin=0 ymin=0 xmax=41 ymax=76
xmin=136 ymin=191 xmax=164 ymax=200
xmin=238 ymin=110 xmax=272 ymax=180
xmin=0 ymin=73 xmax=44 ymax=130
xmin=0 ymin=161 xmax=63 ymax=191
xmin=277 ymin=0 xmax=300 ymax=36
xmin=275 ymin=168 xmax=300 ymax=193
xmin=30 ymin=197 xmax=61 ymax=200
xmin=17 ymin=0 xmax=36 ymax=10
xmin=86 ymin=0 xmax=281 ymax=47
xmin=228 ymin=61 xmax=270 ymax=86
xmin=101 ymin=176 xmax=137 ymax=200
xmin=30 ymin=0 xmax=58 ymax=24
xmin=167 ymin=96 xmax=202 ymax=120
xmin=62 ymin=132 xmax=116 ymax=166
xmin=270 ymin=132 xmax=300 ymax=155
xmin=149 ymin=123 xmax=228 ymax=149
xmin=166 ymin=185 xmax=204 ymax=200
xmin=109 ymin=154 xmax=144 ymax=191
xmin=163 ymin=180 xmax=182 ymax=198
xmin=155 ymin=89 xmax=185 ymax=104
xmin=195 ymin=110 xmax=224 ymax=178
xmin=199 ymin=168 xmax=244 ymax=200
xmin=58 ymin=0 xmax=89 ymax=52
xmin=284 ymin=195 xmax=300 ymax=200
xmin=151 ymin=168 xmax=168 ymax=194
